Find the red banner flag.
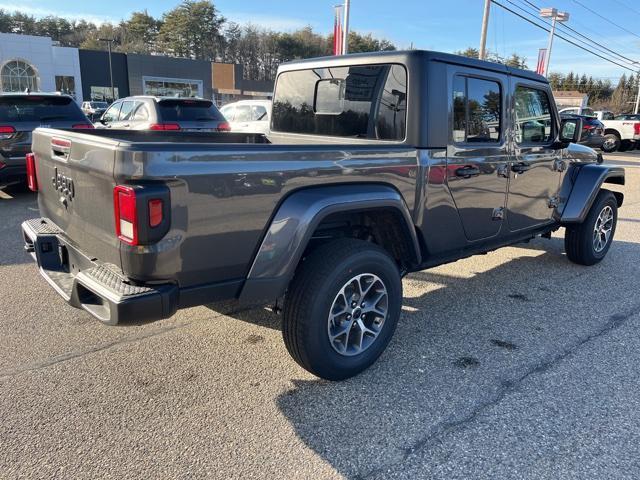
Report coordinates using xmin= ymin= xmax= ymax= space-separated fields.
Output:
xmin=536 ymin=48 xmax=547 ymax=75
xmin=333 ymin=6 xmax=343 ymax=55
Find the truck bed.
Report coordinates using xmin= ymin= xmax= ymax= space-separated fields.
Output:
xmin=30 ymin=128 xmax=420 ymax=295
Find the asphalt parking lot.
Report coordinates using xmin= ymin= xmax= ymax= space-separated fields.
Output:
xmin=1 ymin=152 xmax=639 ymax=479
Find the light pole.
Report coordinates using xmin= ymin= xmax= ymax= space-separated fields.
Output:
xmin=540 ymin=8 xmax=569 ymax=77
xmin=479 ymin=0 xmax=491 ymax=60
xmin=342 ymin=0 xmax=350 ymax=55
xmin=98 ymin=38 xmax=115 ymax=102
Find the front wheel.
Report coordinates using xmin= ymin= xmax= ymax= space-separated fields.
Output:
xmin=283 ymin=238 xmax=402 ymax=380
xmin=601 ymin=134 xmax=621 ymax=153
xmin=565 ymin=190 xmax=618 ymax=265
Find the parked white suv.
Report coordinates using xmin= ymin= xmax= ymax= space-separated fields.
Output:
xmin=219 ymin=100 xmax=271 ymax=135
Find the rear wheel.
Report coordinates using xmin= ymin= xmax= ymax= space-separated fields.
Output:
xmin=565 ymin=190 xmax=617 ymax=266
xmin=283 ymin=238 xmax=402 ymax=380
xmin=601 ymin=134 xmax=621 ymax=153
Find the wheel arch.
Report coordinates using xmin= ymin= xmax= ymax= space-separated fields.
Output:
xmin=604 ymin=128 xmax=621 ymax=138
xmin=238 ymin=184 xmax=421 ymax=304
xmin=556 ymin=164 xmax=625 ymax=224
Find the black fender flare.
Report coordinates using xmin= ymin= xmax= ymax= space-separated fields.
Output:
xmin=556 ymin=164 xmax=625 ymax=224
xmin=238 ymin=184 xmax=421 ymax=304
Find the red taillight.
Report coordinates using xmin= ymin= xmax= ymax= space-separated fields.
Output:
xmin=26 ymin=153 xmax=38 ymax=191
xmin=148 ymin=199 xmax=163 ymax=227
xmin=0 ymin=160 xmax=6 ymax=170
xmin=149 ymin=123 xmax=181 ymax=131
xmin=113 ymin=185 xmax=138 ymax=245
xmin=634 ymin=123 xmax=640 ymax=135
xmin=72 ymin=123 xmax=95 ymax=129
xmin=216 ymin=121 xmax=231 ymax=132
xmin=582 ymin=124 xmax=595 ymax=131
xmin=0 ymin=125 xmax=16 ymax=134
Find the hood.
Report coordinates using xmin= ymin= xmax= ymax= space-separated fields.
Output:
xmin=565 ymin=142 xmax=599 ymax=163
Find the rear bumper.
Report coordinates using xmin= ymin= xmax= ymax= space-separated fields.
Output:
xmin=21 ymin=218 xmax=179 ymax=325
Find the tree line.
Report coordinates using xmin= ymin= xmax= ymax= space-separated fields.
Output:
xmin=0 ymin=1 xmax=394 ymax=82
xmin=548 ymin=72 xmax=639 ymax=113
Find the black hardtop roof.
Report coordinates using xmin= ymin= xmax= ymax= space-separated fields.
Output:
xmin=279 ymin=49 xmax=546 ymax=83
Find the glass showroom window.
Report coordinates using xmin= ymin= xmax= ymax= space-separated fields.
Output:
xmin=143 ymin=77 xmax=203 ymax=98
xmin=1 ymin=59 xmax=40 ymax=92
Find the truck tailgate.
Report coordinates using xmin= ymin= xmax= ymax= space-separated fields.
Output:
xmin=31 ymin=128 xmax=121 ymax=268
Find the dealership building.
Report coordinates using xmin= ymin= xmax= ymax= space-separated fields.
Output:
xmin=0 ymin=33 xmax=273 ymax=105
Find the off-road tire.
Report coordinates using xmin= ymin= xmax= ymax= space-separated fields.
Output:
xmin=565 ymin=190 xmax=618 ymax=266
xmin=283 ymin=238 xmax=402 ymax=380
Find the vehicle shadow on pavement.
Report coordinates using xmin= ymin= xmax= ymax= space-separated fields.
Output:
xmin=265 ymin=237 xmax=640 ymax=479
xmin=0 ymin=185 xmax=38 ymax=266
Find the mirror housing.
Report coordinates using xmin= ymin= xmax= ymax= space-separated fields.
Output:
xmin=559 ymin=116 xmax=583 ymax=145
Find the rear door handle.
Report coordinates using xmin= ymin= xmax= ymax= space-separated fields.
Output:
xmin=511 ymin=162 xmax=531 ymax=173
xmin=455 ymin=166 xmax=480 ymax=178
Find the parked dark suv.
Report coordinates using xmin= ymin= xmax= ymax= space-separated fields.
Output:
xmin=0 ymin=93 xmax=92 ymax=187
xmin=560 ymin=113 xmax=605 ymax=149
xmin=96 ymin=96 xmax=230 ymax=132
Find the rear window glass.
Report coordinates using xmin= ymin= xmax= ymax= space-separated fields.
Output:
xmin=158 ymin=99 xmax=224 ymax=122
xmin=271 ymin=63 xmax=407 ymax=140
xmin=0 ymin=96 xmax=85 ymax=122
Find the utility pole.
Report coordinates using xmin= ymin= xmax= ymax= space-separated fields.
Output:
xmin=635 ymin=73 xmax=640 ymax=114
xmin=540 ymin=8 xmax=569 ymax=77
xmin=99 ymin=38 xmax=115 ymax=102
xmin=342 ymin=0 xmax=350 ymax=55
xmin=479 ymin=0 xmax=491 ymax=60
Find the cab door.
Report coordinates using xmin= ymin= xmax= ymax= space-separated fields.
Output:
xmin=507 ymin=82 xmax=562 ymax=232
xmin=447 ymin=69 xmax=509 ymax=241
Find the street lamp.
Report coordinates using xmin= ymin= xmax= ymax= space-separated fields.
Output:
xmin=98 ymin=38 xmax=115 ymax=102
xmin=540 ymin=8 xmax=569 ymax=77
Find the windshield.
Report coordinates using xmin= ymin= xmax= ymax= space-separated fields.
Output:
xmin=158 ymin=99 xmax=224 ymax=122
xmin=0 ymin=96 xmax=85 ymax=122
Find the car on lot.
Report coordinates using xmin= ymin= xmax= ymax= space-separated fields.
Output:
xmin=593 ymin=110 xmax=640 ymax=152
xmin=0 ymin=93 xmax=93 ymax=188
xmin=95 ymin=96 xmax=230 ymax=132
xmin=81 ymin=101 xmax=109 ymax=121
xmin=560 ymin=113 xmax=605 ymax=149
xmin=21 ymin=50 xmax=624 ymax=381
xmin=219 ymin=100 xmax=272 ymax=134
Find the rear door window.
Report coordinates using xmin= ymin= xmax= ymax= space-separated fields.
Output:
xmin=118 ymin=101 xmax=136 ymax=121
xmin=0 ymin=96 xmax=85 ymax=123
xmin=220 ymin=105 xmax=235 ymax=121
xmin=271 ymin=63 xmax=407 ymax=140
xmin=234 ymin=105 xmax=252 ymax=122
xmin=452 ymin=75 xmax=502 ymax=143
xmin=158 ymin=99 xmax=224 ymax=122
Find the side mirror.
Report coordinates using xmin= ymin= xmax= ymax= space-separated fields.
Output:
xmin=560 ymin=117 xmax=583 ymax=144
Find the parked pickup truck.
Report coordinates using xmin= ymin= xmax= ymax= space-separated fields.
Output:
xmin=22 ymin=51 xmax=625 ymax=380
xmin=593 ymin=110 xmax=640 ymax=152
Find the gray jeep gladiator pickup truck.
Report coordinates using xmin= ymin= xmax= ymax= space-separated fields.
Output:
xmin=21 ymin=51 xmax=624 ymax=380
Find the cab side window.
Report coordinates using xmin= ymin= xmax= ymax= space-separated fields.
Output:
xmin=453 ymin=75 xmax=501 ymax=143
xmin=514 ymin=86 xmax=554 ymax=144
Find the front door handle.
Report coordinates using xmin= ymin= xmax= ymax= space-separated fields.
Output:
xmin=455 ymin=166 xmax=480 ymax=178
xmin=511 ymin=162 xmax=531 ymax=174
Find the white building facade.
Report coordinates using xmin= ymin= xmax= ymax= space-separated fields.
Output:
xmin=0 ymin=33 xmax=83 ymax=103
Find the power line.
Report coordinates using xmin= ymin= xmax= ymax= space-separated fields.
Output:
xmin=571 ymin=0 xmax=640 ymax=42
xmin=518 ymin=0 xmax=640 ymax=66
xmin=611 ymin=0 xmax=640 ymax=18
xmin=490 ymin=0 xmax=639 ymax=73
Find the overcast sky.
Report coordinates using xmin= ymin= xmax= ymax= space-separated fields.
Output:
xmin=2 ymin=0 xmax=639 ymax=79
